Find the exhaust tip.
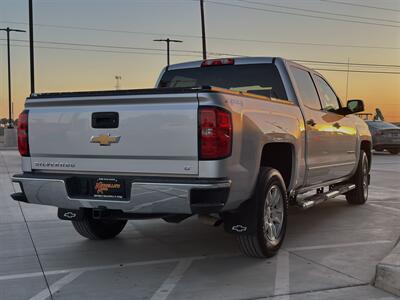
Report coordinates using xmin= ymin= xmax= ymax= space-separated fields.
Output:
xmin=198 ymin=214 xmax=222 ymax=227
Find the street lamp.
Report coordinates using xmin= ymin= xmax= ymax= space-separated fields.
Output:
xmin=0 ymin=27 xmax=26 ymax=128
xmin=115 ymin=75 xmax=122 ymax=90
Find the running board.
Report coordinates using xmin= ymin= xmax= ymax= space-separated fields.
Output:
xmin=296 ymin=184 xmax=356 ymax=209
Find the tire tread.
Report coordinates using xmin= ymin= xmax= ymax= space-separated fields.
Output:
xmin=236 ymin=167 xmax=287 ymax=258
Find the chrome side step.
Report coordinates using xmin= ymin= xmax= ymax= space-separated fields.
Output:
xmin=296 ymin=184 xmax=356 ymax=209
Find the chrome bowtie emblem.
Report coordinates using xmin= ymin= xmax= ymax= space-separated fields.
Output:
xmin=90 ymin=134 xmax=121 ymax=146
xmin=63 ymin=212 xmax=77 ymax=219
xmin=232 ymin=225 xmax=247 ymax=233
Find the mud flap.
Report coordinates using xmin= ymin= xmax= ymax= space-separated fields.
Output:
xmin=222 ymin=197 xmax=258 ymax=235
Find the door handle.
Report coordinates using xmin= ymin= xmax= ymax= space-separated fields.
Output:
xmin=306 ymin=119 xmax=316 ymax=127
xmin=333 ymin=122 xmax=341 ymax=129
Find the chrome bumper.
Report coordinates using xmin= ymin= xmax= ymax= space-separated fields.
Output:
xmin=12 ymin=174 xmax=231 ymax=214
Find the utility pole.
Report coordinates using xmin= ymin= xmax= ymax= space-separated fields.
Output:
xmin=29 ymin=0 xmax=35 ymax=94
xmin=200 ymin=0 xmax=207 ymax=59
xmin=0 ymin=27 xmax=26 ymax=128
xmin=153 ymin=38 xmax=183 ymax=66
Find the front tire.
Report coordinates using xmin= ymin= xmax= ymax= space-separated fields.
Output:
xmin=237 ymin=167 xmax=288 ymax=258
xmin=72 ymin=216 xmax=127 ymax=240
xmin=346 ymin=151 xmax=369 ymax=205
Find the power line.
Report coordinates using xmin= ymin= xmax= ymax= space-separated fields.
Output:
xmin=206 ymin=35 xmax=400 ymax=50
xmin=0 ymin=43 xmax=201 ymax=57
xmin=2 ymin=42 xmax=399 ymax=75
xmin=206 ymin=0 xmax=400 ymax=28
xmin=2 ymin=38 xmax=400 ymax=70
xmin=0 ymin=38 xmax=221 ymax=55
xmin=240 ymin=0 xmax=400 ymax=24
xmin=293 ymin=59 xmax=400 ymax=68
xmin=320 ymin=0 xmax=400 ymax=13
xmin=1 ymin=20 xmax=399 ymax=50
xmin=313 ymin=68 xmax=400 ymax=75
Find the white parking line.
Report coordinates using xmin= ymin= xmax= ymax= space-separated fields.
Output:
xmin=149 ymin=258 xmax=193 ymax=300
xmin=0 ymin=271 xmax=45 ymax=281
xmin=286 ymin=240 xmax=393 ymax=251
xmin=273 ymin=250 xmax=290 ymax=300
xmin=0 ymin=254 xmax=235 ymax=282
xmin=368 ymin=203 xmax=400 ymax=213
xmin=0 ymin=240 xmax=395 ymax=283
xmin=29 ymin=271 xmax=84 ymax=300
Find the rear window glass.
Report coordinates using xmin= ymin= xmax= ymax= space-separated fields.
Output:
xmin=158 ymin=64 xmax=288 ymax=100
xmin=290 ymin=67 xmax=321 ymax=110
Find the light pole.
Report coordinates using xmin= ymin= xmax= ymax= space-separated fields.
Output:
xmin=0 ymin=27 xmax=26 ymax=128
xmin=153 ymin=38 xmax=183 ymax=66
xmin=200 ymin=0 xmax=207 ymax=59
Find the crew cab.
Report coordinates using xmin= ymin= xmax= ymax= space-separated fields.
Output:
xmin=11 ymin=57 xmax=372 ymax=258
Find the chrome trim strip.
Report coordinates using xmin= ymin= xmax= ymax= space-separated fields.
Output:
xmin=31 ymin=154 xmax=198 ymax=160
xmin=308 ymin=161 xmax=355 ymax=170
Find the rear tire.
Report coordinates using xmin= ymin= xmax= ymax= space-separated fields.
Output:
xmin=388 ymin=149 xmax=400 ymax=155
xmin=346 ymin=151 xmax=369 ymax=205
xmin=72 ymin=216 xmax=127 ymax=240
xmin=237 ymin=167 xmax=288 ymax=258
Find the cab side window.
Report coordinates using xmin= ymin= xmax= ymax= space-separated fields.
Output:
xmin=290 ymin=67 xmax=321 ymax=110
xmin=314 ymin=76 xmax=341 ymax=112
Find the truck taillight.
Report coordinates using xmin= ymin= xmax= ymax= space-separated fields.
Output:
xmin=201 ymin=58 xmax=235 ymax=67
xmin=18 ymin=110 xmax=30 ymax=157
xmin=199 ymin=107 xmax=232 ymax=160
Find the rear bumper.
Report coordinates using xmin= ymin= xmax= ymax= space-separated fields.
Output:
xmin=11 ymin=173 xmax=231 ymax=214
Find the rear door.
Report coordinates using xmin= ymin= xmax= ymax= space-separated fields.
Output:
xmin=289 ymin=66 xmax=348 ymax=185
xmin=312 ymin=74 xmax=357 ymax=177
xmin=27 ymin=93 xmax=199 ymax=175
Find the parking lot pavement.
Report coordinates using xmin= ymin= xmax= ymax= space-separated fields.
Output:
xmin=0 ymin=150 xmax=399 ymax=300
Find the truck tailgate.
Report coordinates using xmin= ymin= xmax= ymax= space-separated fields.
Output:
xmin=27 ymin=93 xmax=199 ymax=175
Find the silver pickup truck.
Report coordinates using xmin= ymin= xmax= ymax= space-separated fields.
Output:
xmin=12 ymin=57 xmax=371 ymax=258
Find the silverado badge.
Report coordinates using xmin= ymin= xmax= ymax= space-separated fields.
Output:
xmin=90 ymin=134 xmax=121 ymax=146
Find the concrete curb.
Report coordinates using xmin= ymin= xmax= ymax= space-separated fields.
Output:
xmin=374 ymin=237 xmax=400 ymax=296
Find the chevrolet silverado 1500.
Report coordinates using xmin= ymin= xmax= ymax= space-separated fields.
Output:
xmin=11 ymin=57 xmax=372 ymax=258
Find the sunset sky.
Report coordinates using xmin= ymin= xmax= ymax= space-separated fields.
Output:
xmin=1 ymin=0 xmax=399 ymax=121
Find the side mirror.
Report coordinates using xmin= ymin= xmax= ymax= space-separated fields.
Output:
xmin=347 ymin=99 xmax=364 ymax=114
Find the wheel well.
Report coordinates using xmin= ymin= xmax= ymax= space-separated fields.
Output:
xmin=260 ymin=143 xmax=293 ymax=188
xmin=361 ymin=140 xmax=372 ymax=170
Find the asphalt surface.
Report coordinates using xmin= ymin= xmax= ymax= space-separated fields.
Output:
xmin=0 ymin=150 xmax=399 ymax=300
